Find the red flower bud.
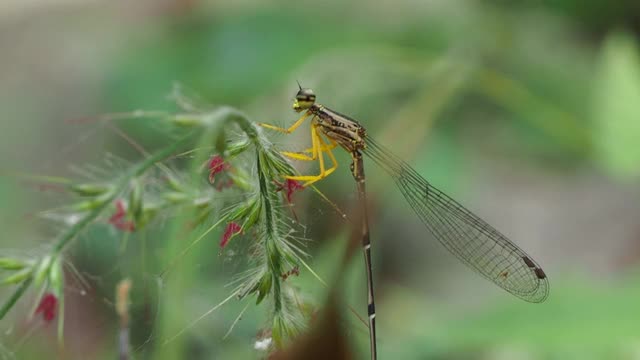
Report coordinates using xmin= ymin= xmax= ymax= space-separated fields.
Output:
xmin=109 ymin=199 xmax=135 ymax=232
xmin=35 ymin=292 xmax=58 ymax=323
xmin=275 ymin=179 xmax=304 ymax=203
xmin=208 ymin=155 xmax=232 ymax=185
xmin=220 ymin=222 xmax=242 ymax=248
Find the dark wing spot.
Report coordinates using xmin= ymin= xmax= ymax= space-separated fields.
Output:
xmin=522 ymin=256 xmax=536 ymax=268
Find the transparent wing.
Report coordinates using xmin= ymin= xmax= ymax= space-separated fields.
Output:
xmin=363 ymin=137 xmax=549 ymax=302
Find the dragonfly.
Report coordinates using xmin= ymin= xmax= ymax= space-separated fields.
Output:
xmin=260 ymin=84 xmax=549 ymax=360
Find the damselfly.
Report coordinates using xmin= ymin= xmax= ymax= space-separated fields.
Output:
xmin=260 ymin=85 xmax=549 ymax=360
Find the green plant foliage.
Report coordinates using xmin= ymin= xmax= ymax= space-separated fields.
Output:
xmin=593 ymin=32 xmax=640 ymax=179
xmin=3 ymin=1 xmax=640 ymax=359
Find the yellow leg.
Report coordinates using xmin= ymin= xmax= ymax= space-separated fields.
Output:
xmin=302 ymin=140 xmax=337 ymax=154
xmin=281 ymin=128 xmax=338 ymax=161
xmin=298 ymin=135 xmax=338 ymax=186
xmin=281 ymin=142 xmax=336 ymax=161
xmin=258 ymin=111 xmax=311 ymax=134
xmin=285 ymin=128 xmax=339 ymax=187
xmin=319 ymin=135 xmax=339 ymax=175
xmin=260 ymin=113 xmax=340 ymax=187
xmin=282 ymin=125 xmax=319 ymax=161
xmin=281 ymin=152 xmax=315 ymax=161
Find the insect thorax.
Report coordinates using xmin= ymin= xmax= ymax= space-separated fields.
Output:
xmin=310 ymin=104 xmax=367 ymax=152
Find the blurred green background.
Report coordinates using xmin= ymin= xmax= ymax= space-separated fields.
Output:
xmin=2 ymin=0 xmax=640 ymax=359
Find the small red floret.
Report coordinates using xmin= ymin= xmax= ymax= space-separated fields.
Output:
xmin=220 ymin=222 xmax=242 ymax=248
xmin=208 ymin=155 xmax=232 ymax=185
xmin=35 ymin=293 xmax=58 ymax=323
xmin=109 ymin=199 xmax=135 ymax=232
xmin=275 ymin=179 xmax=304 ymax=203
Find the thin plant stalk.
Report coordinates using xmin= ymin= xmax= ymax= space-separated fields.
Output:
xmin=0 ymin=132 xmax=195 ymax=321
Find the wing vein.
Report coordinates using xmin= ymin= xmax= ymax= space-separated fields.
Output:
xmin=363 ymin=136 xmax=549 ymax=302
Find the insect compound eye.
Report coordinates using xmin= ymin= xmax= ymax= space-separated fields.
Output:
xmin=295 ymin=88 xmax=316 ymax=103
xmin=293 ymin=88 xmax=316 ymax=111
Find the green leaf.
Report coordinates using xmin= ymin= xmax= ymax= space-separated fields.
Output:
xmin=1 ymin=268 xmax=32 ymax=285
xmin=0 ymin=258 xmax=29 ymax=271
xmin=33 ymin=255 xmax=52 ymax=287
xmin=68 ymin=183 xmax=113 ymax=197
xmin=49 ymin=256 xmax=63 ymax=297
xmin=0 ymin=276 xmax=32 ymax=320
xmin=129 ymin=179 xmax=144 ymax=224
xmin=49 ymin=256 xmax=66 ymax=345
xmin=255 ymin=273 xmax=272 ymax=305
xmin=593 ymin=32 xmax=640 ymax=178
